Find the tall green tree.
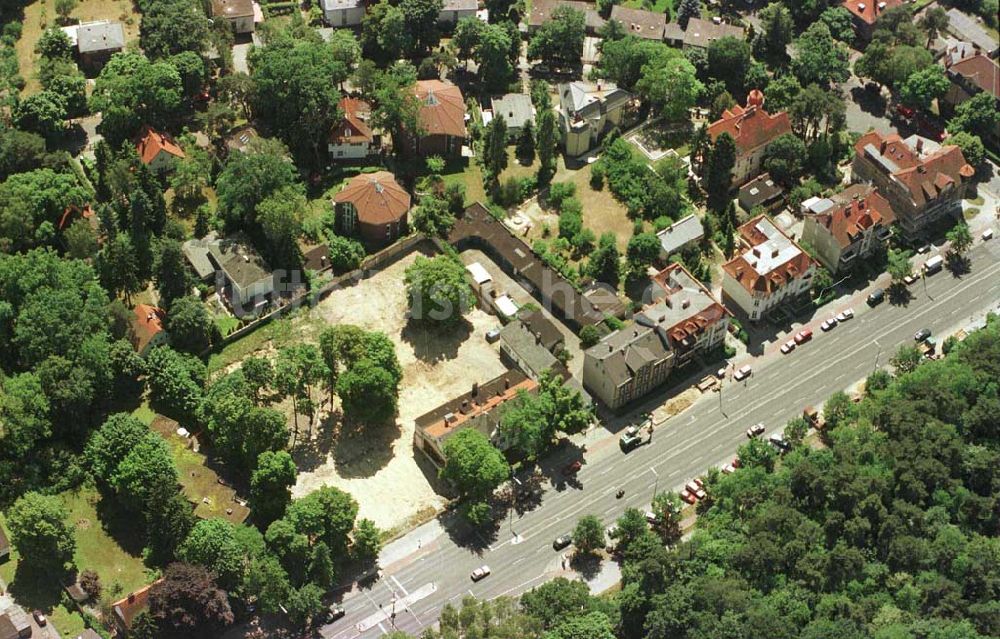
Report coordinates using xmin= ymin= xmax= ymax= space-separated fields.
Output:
xmin=250 ymin=39 xmax=345 ymax=165
xmin=440 ymin=429 xmax=509 ymax=517
xmin=704 ymin=133 xmax=736 ymax=213
xmin=572 ymin=514 xmax=605 ymax=555
xmin=791 ymin=22 xmax=850 ymax=87
xmin=527 ymin=6 xmax=585 ymax=67
xmin=482 ymin=114 xmax=509 ymax=184
xmin=6 ymin=491 xmax=76 ymax=571
xmin=404 ymin=255 xmax=472 ymax=328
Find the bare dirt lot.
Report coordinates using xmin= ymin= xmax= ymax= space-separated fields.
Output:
xmin=289 ymin=250 xmax=509 ymax=533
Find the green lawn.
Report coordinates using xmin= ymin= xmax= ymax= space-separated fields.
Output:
xmin=0 ymin=486 xmax=150 ymax=638
xmin=623 ymin=0 xmax=674 ymax=18
xmin=62 ymin=488 xmax=151 ymax=597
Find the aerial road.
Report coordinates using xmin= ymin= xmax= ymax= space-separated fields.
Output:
xmin=323 ymin=241 xmax=1000 ymax=639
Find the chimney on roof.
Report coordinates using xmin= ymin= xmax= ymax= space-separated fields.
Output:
xmin=880 ymin=139 xmax=888 ymax=154
xmin=771 ymin=248 xmax=779 ymax=259
xmin=460 ymin=400 xmax=469 ymax=414
xmin=504 ymin=377 xmax=510 ymax=389
xmin=735 ymin=268 xmax=744 ymax=280
xmin=917 ymin=165 xmax=926 ymax=174
xmin=916 ymin=138 xmax=924 ymax=153
xmin=128 ymin=593 xmax=136 ymax=604
xmin=471 ymin=382 xmax=479 ymax=397
xmin=682 ymin=299 xmax=690 ymax=309
xmin=752 ymin=247 xmax=761 ymax=258
xmin=608 ymin=344 xmax=613 ymax=353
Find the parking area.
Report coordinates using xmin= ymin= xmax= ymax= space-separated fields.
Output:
xmin=459 ymin=248 xmax=585 ymax=377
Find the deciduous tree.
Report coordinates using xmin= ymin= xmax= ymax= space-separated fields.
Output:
xmin=6 ymin=491 xmax=75 ymax=571
xmin=147 ymin=562 xmax=234 ymax=639
xmin=404 ymin=255 xmax=472 ymax=328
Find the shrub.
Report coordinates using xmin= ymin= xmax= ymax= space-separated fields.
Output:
xmin=548 ymin=181 xmax=577 ymax=209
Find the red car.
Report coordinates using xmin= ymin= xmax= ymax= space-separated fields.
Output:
xmin=794 ymin=329 xmax=813 ymax=344
xmin=896 ymin=104 xmax=915 ymax=119
xmin=562 ymin=460 xmax=582 ymax=476
xmin=680 ymin=489 xmax=697 ymax=504
xmin=732 ymin=457 xmax=742 ymax=468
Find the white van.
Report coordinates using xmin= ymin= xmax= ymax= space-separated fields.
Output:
xmin=983 ymin=229 xmax=994 ymax=241
xmin=923 ymin=255 xmax=944 ymax=274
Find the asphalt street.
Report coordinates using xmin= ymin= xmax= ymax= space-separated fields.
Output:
xmin=324 ymin=241 xmax=1000 ymax=639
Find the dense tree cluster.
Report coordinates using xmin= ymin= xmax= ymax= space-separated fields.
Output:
xmin=393 ymin=317 xmax=1000 ymax=639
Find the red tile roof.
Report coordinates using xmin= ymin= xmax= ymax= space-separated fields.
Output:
xmin=948 ymin=52 xmax=1000 ymax=99
xmin=334 ymin=171 xmax=411 ymax=226
xmin=330 ymin=97 xmax=374 ymax=145
xmin=707 ymin=98 xmax=792 ymax=156
xmin=131 ymin=304 xmax=166 ymax=353
xmin=841 ymin=0 xmax=902 ymax=26
xmin=816 ymin=185 xmax=896 ymax=248
xmin=855 ymin=131 xmax=975 ymax=208
xmin=722 ymin=215 xmax=814 ymax=296
xmin=112 ymin=581 xmax=158 ymax=630
xmin=58 ymin=204 xmax=96 ymax=231
xmin=414 ymin=80 xmax=467 ymax=139
xmin=135 ymin=126 xmax=185 ymax=165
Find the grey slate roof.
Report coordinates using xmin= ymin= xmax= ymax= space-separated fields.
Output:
xmin=558 ymin=81 xmax=630 ymax=118
xmin=945 ymin=9 xmax=999 ymax=57
xmin=182 ymin=236 xmax=217 ymax=281
xmin=664 ymin=17 xmax=744 ymax=49
xmin=209 ymin=237 xmax=272 ymax=289
xmin=500 ymin=319 xmax=560 ymax=373
xmin=491 ymin=93 xmax=535 ymax=130
xmin=77 ymin=21 xmax=125 ymax=53
xmin=656 ymin=214 xmax=704 ymax=257
xmin=738 ymin=173 xmax=784 ymax=211
xmin=586 ymin=325 xmax=671 ymax=386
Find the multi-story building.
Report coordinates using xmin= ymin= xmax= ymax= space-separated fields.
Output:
xmin=942 ymin=51 xmax=1000 ymax=146
xmin=583 ymin=322 xmax=674 ymax=410
xmin=646 ymin=264 xmax=731 ymax=366
xmin=583 ymin=263 xmax=728 ymax=409
xmin=663 ymin=16 xmax=745 ymax=51
xmin=851 ymin=132 xmax=975 ymax=240
xmin=707 ymin=90 xmax=792 ymax=186
xmin=801 ymin=184 xmax=895 ymax=274
xmin=319 ymin=0 xmax=364 ymax=27
xmin=557 ymin=81 xmax=632 ymax=157
xmin=722 ymin=215 xmax=816 ymax=321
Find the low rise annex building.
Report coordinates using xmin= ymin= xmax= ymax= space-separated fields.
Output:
xmin=414 ymin=370 xmax=538 ymax=467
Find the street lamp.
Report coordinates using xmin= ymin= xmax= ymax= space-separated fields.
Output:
xmin=649 ymin=467 xmax=659 ymax=501
xmin=873 ymin=339 xmax=882 ymax=372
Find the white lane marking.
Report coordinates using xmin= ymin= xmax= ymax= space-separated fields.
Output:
xmin=391 ymin=576 xmax=409 ymax=597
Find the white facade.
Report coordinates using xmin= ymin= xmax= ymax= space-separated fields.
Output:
xmin=320 ymin=0 xmax=365 ymax=26
xmin=327 ymin=140 xmax=370 ymax=160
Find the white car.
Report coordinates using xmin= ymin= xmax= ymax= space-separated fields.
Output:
xmin=471 ymin=565 xmax=492 ymax=581
xmin=836 ymin=308 xmax=854 ymax=322
xmin=820 ymin=318 xmax=838 ymax=331
xmin=644 ymin=510 xmax=658 ymax=524
xmin=722 ymin=463 xmax=737 ymax=474
xmin=780 ymin=340 xmax=796 ymax=354
xmin=746 ymin=423 xmax=766 ymax=438
xmin=733 ymin=364 xmax=752 ymax=381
